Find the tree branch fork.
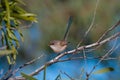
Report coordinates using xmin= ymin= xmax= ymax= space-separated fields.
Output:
xmin=9 ymin=31 xmax=119 ymax=80
xmin=15 ymin=31 xmax=120 ymax=80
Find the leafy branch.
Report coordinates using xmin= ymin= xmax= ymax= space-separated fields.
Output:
xmin=0 ymin=0 xmax=37 ymax=64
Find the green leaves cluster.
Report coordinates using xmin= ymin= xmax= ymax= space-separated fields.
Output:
xmin=0 ymin=0 xmax=37 ymax=64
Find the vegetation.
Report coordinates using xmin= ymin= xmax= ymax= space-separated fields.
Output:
xmin=0 ymin=0 xmax=120 ymax=80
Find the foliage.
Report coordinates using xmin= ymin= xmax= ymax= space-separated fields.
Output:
xmin=0 ymin=0 xmax=37 ymax=64
xmin=0 ymin=0 xmax=119 ymax=80
xmin=21 ymin=72 xmax=37 ymax=80
xmin=93 ymin=67 xmax=114 ymax=74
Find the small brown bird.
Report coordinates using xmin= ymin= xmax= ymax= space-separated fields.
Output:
xmin=49 ymin=16 xmax=73 ymax=53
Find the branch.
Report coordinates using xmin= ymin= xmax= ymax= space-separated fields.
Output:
xmin=60 ymin=71 xmax=74 ymax=80
xmin=57 ymin=56 xmax=118 ymax=62
xmin=86 ymin=37 xmax=119 ymax=80
xmin=10 ymin=31 xmax=120 ymax=80
xmin=28 ymin=32 xmax=120 ymax=76
xmin=11 ymin=18 xmax=120 ymax=79
xmin=77 ymin=0 xmax=100 ymax=47
xmin=12 ymin=54 xmax=44 ymax=76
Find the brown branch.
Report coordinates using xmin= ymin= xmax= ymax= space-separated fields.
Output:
xmin=12 ymin=20 xmax=120 ymax=79
xmin=71 ymin=19 xmax=120 ymax=58
xmin=77 ymin=0 xmax=100 ymax=47
xmin=57 ymin=56 xmax=118 ymax=62
xmin=10 ymin=31 xmax=120 ymax=80
xmin=12 ymin=54 xmax=44 ymax=76
xmin=60 ymin=71 xmax=74 ymax=80
xmin=28 ymin=32 xmax=120 ymax=76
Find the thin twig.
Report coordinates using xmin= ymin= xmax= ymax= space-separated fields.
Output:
xmin=60 ymin=71 xmax=74 ymax=80
xmin=77 ymin=19 xmax=120 ymax=53
xmin=12 ymin=54 xmax=44 ymax=76
xmin=85 ymin=38 xmax=119 ymax=53
xmin=69 ymin=0 xmax=100 ymax=59
xmin=57 ymin=56 xmax=117 ymax=62
xmin=77 ymin=0 xmax=100 ymax=47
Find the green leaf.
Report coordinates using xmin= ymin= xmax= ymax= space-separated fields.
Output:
xmin=11 ymin=45 xmax=18 ymax=54
xmin=12 ymin=13 xmax=37 ymax=22
xmin=93 ymin=67 xmax=114 ymax=74
xmin=13 ymin=18 xmax=20 ymax=27
xmin=15 ymin=40 xmax=20 ymax=48
xmin=9 ymin=46 xmax=18 ymax=64
xmin=11 ymin=30 xmax=20 ymax=48
xmin=7 ymin=55 xmax=13 ymax=64
xmin=7 ymin=55 xmax=16 ymax=64
xmin=21 ymin=72 xmax=37 ymax=80
xmin=6 ymin=28 xmax=19 ymax=41
xmin=10 ymin=5 xmax=27 ymax=14
xmin=9 ymin=17 xmax=20 ymax=28
xmin=18 ymin=30 xmax=24 ymax=42
xmin=0 ymin=49 xmax=14 ymax=56
xmin=12 ymin=0 xmax=26 ymax=5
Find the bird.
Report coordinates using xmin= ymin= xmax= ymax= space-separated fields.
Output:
xmin=49 ymin=16 xmax=73 ymax=53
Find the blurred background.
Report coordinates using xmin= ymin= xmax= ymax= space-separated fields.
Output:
xmin=1 ymin=0 xmax=120 ymax=80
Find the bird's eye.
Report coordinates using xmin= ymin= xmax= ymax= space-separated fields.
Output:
xmin=50 ymin=42 xmax=54 ymax=45
xmin=51 ymin=43 xmax=54 ymax=45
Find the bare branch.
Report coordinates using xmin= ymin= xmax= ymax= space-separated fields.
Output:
xmin=12 ymin=54 xmax=44 ymax=76
xmin=11 ymin=18 xmax=120 ymax=79
xmin=28 ymin=32 xmax=120 ymax=76
xmin=57 ymin=56 xmax=117 ymax=62
xmin=77 ymin=0 xmax=100 ymax=47
xmin=10 ymin=30 xmax=120 ymax=80
xmin=60 ymin=71 xmax=74 ymax=80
